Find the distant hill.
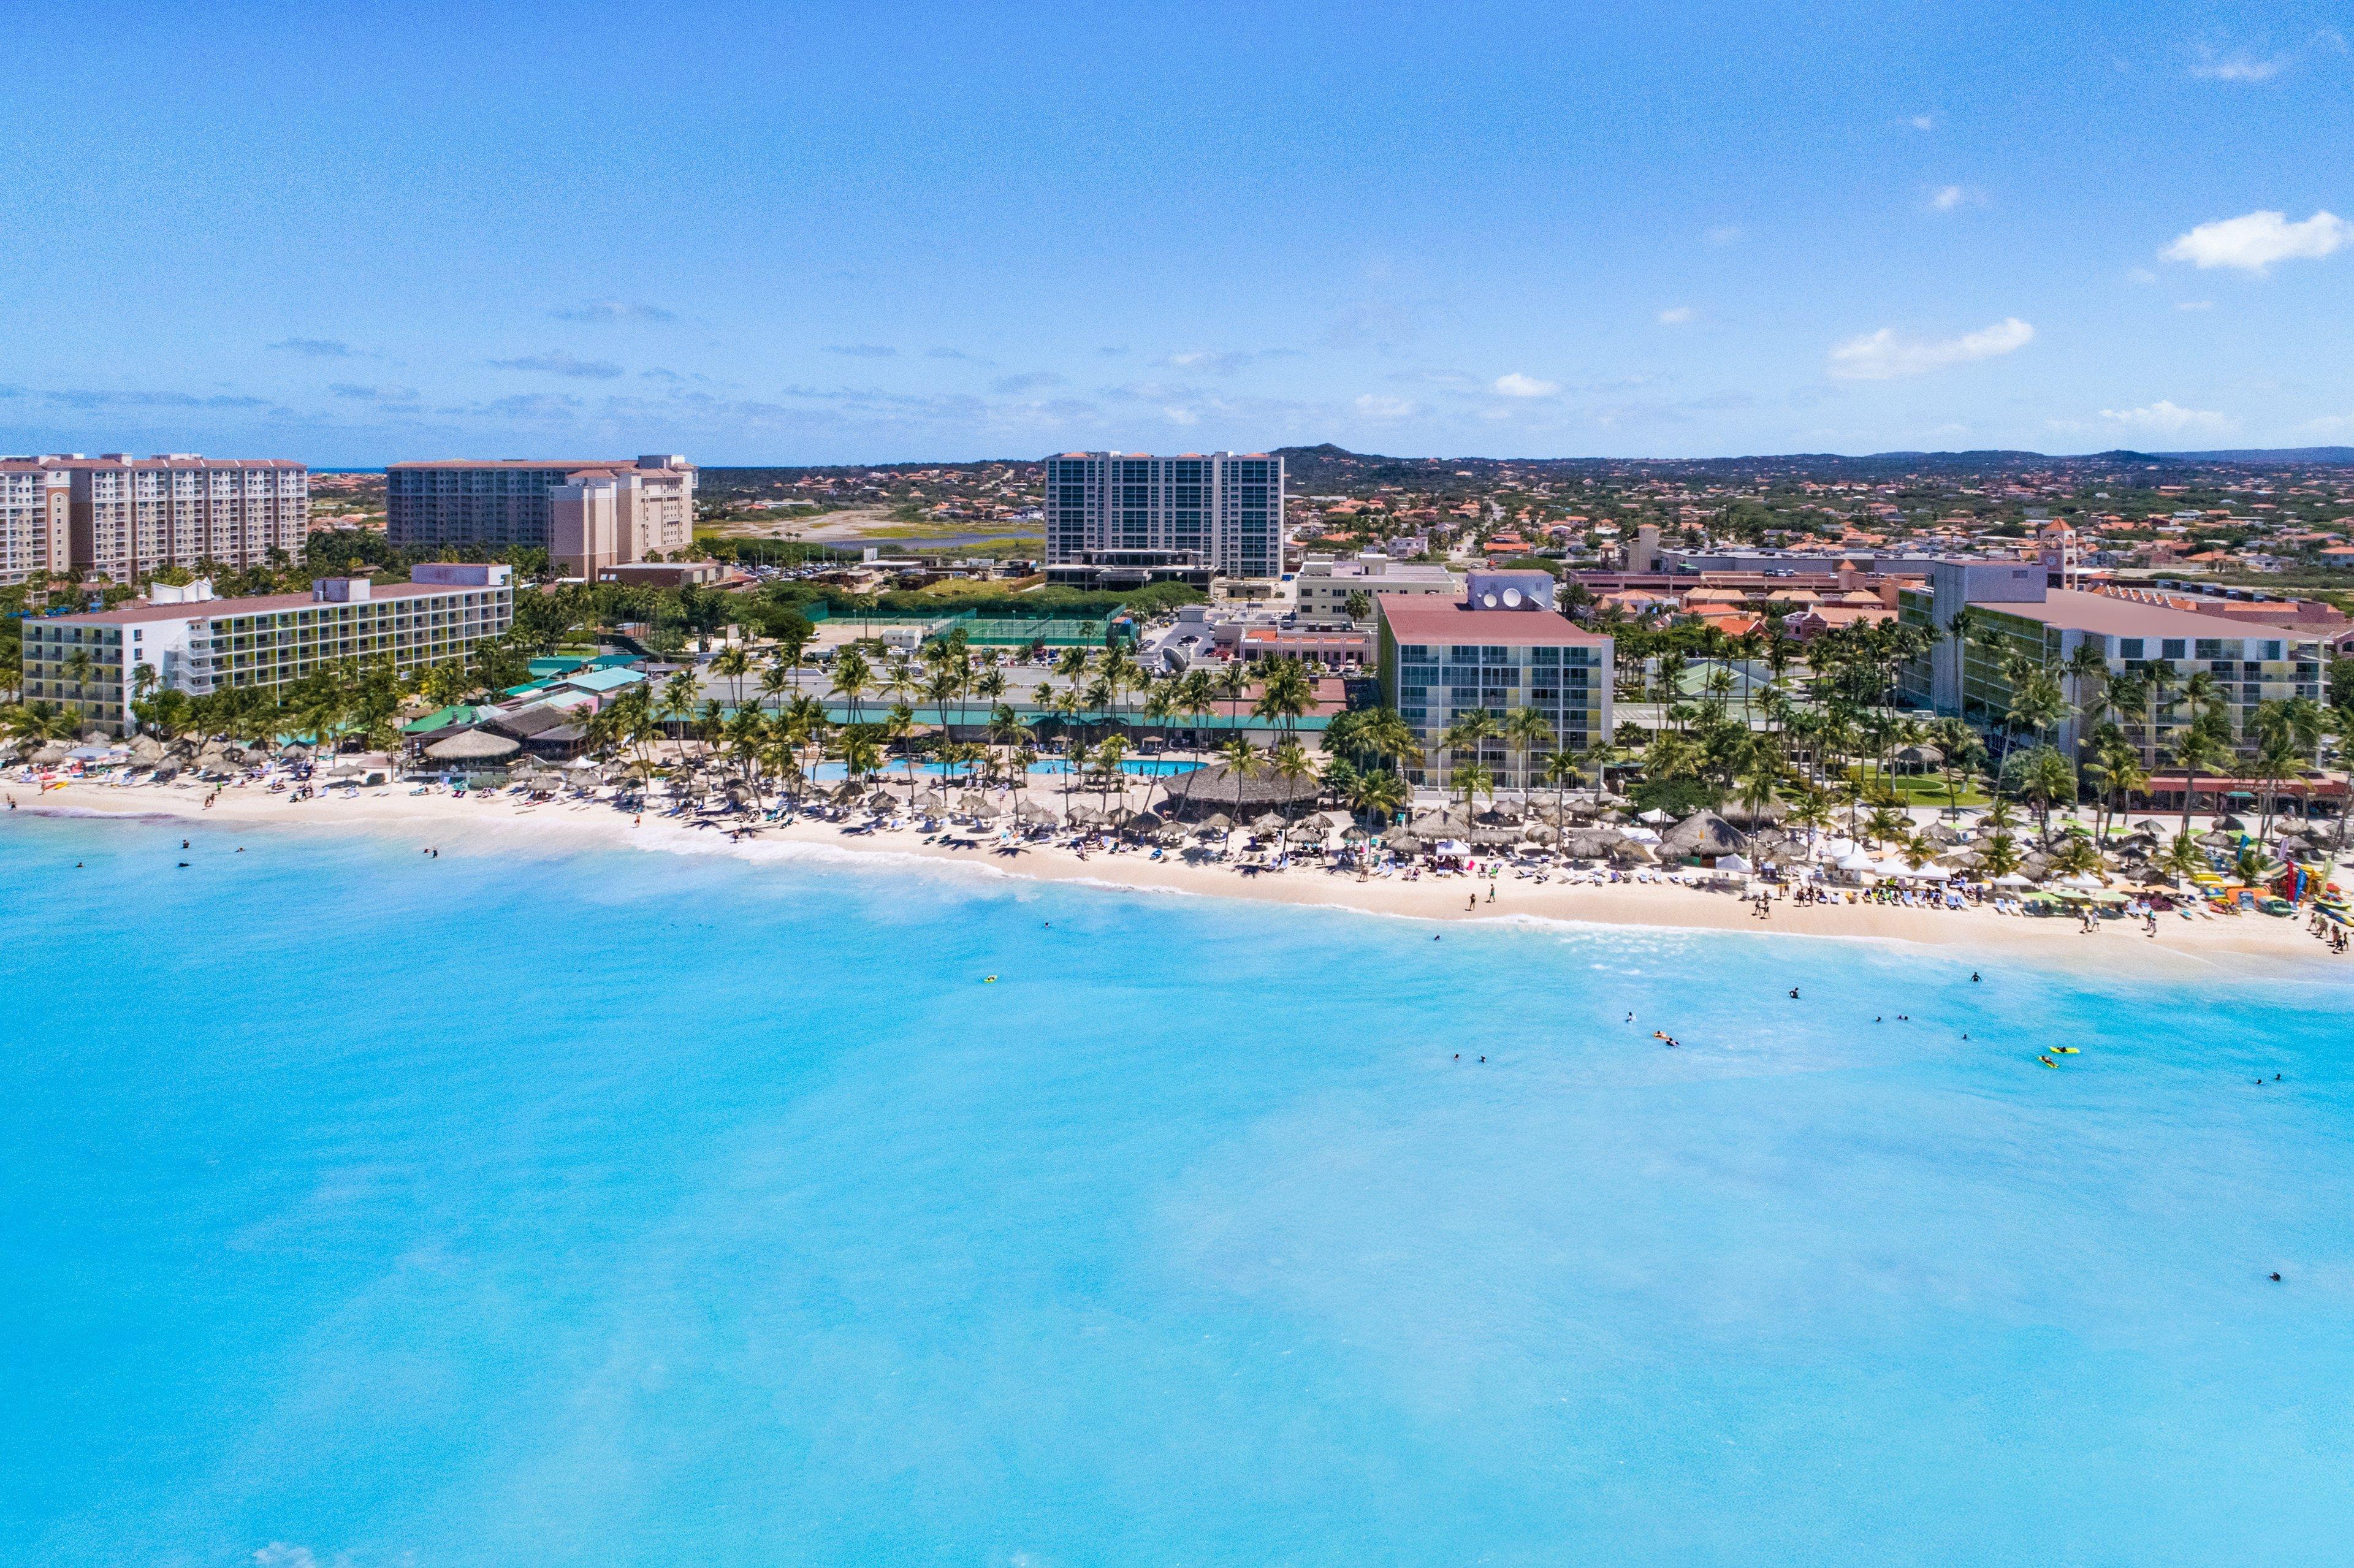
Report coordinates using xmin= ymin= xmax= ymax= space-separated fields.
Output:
xmin=1268 ymin=443 xmax=2354 ymax=491
xmin=698 ymin=443 xmax=2354 ymax=491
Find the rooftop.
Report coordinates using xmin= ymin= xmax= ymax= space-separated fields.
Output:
xmin=1374 ymin=593 xmax=1609 ymax=646
xmin=47 ymin=577 xmax=497 ymax=627
xmin=1994 ymin=588 xmax=2319 ymax=642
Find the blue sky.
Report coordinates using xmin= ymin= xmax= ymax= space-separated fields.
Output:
xmin=2 ymin=0 xmax=2349 ymax=465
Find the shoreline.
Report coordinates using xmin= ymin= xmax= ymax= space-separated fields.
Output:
xmin=12 ymin=777 xmax=2342 ymax=980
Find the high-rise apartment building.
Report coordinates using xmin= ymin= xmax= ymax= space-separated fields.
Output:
xmin=20 ymin=564 xmax=514 ymax=736
xmin=1042 ymin=451 xmax=1284 ymax=585
xmin=0 ymin=461 xmax=71 ymax=586
xmin=386 ymin=456 xmax=695 ymax=570
xmin=27 ymin=454 xmax=309 ymax=584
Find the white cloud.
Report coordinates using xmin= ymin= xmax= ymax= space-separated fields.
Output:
xmin=487 ymin=351 xmax=622 ymax=379
xmin=1927 ymin=184 xmax=1981 ymax=211
xmin=1491 ymin=372 xmax=1560 ymax=398
xmin=2098 ymin=400 xmax=2233 ymax=435
xmin=2125 ymin=267 xmax=2160 ymax=284
xmin=1354 ymin=393 xmax=1416 ymax=418
xmin=1705 ymin=224 xmax=1743 ymax=246
xmin=1826 ymin=317 xmax=2035 ymax=380
xmin=2188 ymin=50 xmax=2285 ymax=82
xmin=1656 ymin=306 xmax=1696 ymax=325
xmin=2175 ymin=299 xmax=2215 ymax=311
xmin=551 ymin=299 xmax=675 ymax=323
xmin=2161 ymin=210 xmax=2351 ymax=273
xmin=2299 ymin=411 xmax=2354 ymax=437
xmin=1908 ymin=113 xmax=1937 ymax=130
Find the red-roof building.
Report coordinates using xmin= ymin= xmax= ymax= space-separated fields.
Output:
xmin=1374 ymin=571 xmax=1613 ymax=789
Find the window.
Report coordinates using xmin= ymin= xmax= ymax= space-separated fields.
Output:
xmin=2117 ymin=638 xmax=2144 ymax=660
xmin=2161 ymin=639 xmax=2186 ymax=660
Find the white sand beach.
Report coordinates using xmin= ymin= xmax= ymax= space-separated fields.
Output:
xmin=13 ymin=774 xmax=2342 ymax=978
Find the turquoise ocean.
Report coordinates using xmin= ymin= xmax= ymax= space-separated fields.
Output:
xmin=4 ymin=810 xmax=2351 ymax=1566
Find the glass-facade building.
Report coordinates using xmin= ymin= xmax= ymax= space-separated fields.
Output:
xmin=1042 ymin=452 xmax=1283 ymax=581
xmin=1376 ymin=584 xmax=1613 ymax=788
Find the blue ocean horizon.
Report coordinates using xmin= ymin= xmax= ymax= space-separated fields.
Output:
xmin=5 ymin=810 xmax=2351 ymax=1566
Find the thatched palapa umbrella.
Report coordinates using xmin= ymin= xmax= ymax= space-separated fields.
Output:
xmin=424 ymin=729 xmax=520 ymax=765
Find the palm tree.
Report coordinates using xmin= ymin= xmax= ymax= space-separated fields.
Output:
xmin=1980 ymin=831 xmax=2025 ymax=881
xmin=2049 ymin=832 xmax=2104 ymax=880
xmin=2160 ymin=831 xmax=2209 ymax=886
xmin=2167 ymin=724 xmax=2233 ymax=840
xmin=1452 ymin=761 xmax=1495 ymax=828
xmin=1924 ymin=715 xmax=1982 ymax=819
xmin=1438 ymin=709 xmax=1498 ymax=789
xmin=1214 ymin=659 xmax=1251 ymax=734
xmin=758 ymin=657 xmax=796 ymax=718
xmin=2062 ymin=641 xmax=2110 ymax=737
xmin=1092 ymin=731 xmax=1130 ymax=821
xmin=2082 ymin=735 xmax=2147 ymax=845
xmin=1269 ymin=737 xmax=1314 ymax=843
xmin=1501 ymin=705 xmax=1555 ymax=796
xmin=2230 ymin=843 xmax=2284 ymax=890
xmin=836 ymin=727 xmax=883 ymax=786
xmin=830 ymin=645 xmax=874 ymax=729
xmin=1176 ymin=668 xmax=1216 ymax=748
xmin=711 ymin=643 xmax=752 ymax=713
xmin=1540 ymin=745 xmax=1583 ymax=833
xmin=1865 ymin=804 xmax=1912 ymax=850
xmin=1252 ymin=657 xmax=1315 ymax=745
xmin=1214 ymin=733 xmax=1261 ymax=851
xmin=2019 ymin=746 xmax=2078 ymax=847
xmin=883 ymin=701 xmax=920 ymax=805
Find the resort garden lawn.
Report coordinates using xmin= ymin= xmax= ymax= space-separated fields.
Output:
xmin=1846 ymin=767 xmax=1991 ymax=809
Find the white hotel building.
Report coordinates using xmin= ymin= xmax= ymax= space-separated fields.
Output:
xmin=20 ymin=565 xmax=514 ymax=736
xmin=1042 ymin=451 xmax=1284 ymax=587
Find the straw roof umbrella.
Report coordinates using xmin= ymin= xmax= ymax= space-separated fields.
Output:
xmin=1523 ymin=822 xmax=1558 ymax=845
xmin=1194 ymin=813 xmax=1233 ymax=836
xmin=1159 ymin=760 xmax=1323 ymax=816
xmin=913 ymin=789 xmax=947 ymax=811
xmin=865 ymin=789 xmax=896 ymax=812
xmin=1251 ymin=810 xmax=1288 ymax=834
xmin=424 ymin=729 xmax=520 ymax=764
xmin=958 ymin=791 xmax=995 ymax=817
xmin=1385 ymin=829 xmax=1425 ymax=854
xmin=1661 ymin=810 xmax=1748 ymax=858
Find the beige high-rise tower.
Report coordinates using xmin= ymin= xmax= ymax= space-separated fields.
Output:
xmin=36 ymin=454 xmax=310 ymax=584
xmin=0 ymin=461 xmax=72 ymax=587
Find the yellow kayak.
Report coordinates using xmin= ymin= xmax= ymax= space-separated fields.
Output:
xmin=2039 ymin=1056 xmax=2060 ymax=1068
xmin=2055 ymin=1046 xmax=2079 ymax=1054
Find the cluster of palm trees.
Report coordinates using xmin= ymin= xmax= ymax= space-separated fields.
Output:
xmin=1 ymin=646 xmax=491 ymax=757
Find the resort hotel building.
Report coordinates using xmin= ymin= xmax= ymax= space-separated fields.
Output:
xmin=1376 ymin=570 xmax=1614 ymax=789
xmin=0 ymin=454 xmax=308 ymax=585
xmin=1898 ymin=561 xmax=2334 ymax=763
xmin=1042 ymin=451 xmax=1284 ymax=588
xmin=0 ymin=462 xmax=71 ymax=587
xmin=1293 ymin=552 xmax=1460 ymax=627
xmin=19 ymin=565 xmax=514 ymax=737
xmin=386 ymin=457 xmax=695 ymax=576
